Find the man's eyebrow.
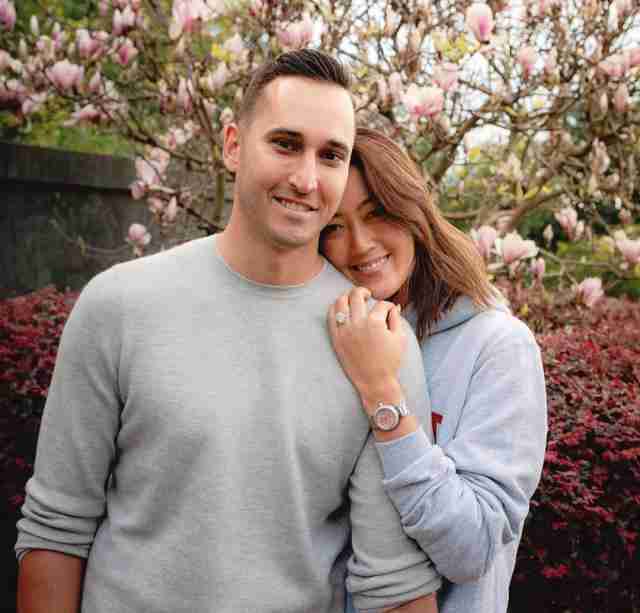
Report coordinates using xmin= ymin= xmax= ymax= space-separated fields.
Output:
xmin=266 ymin=129 xmax=351 ymax=156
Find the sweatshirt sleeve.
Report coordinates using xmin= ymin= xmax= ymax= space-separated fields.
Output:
xmin=347 ymin=321 xmax=441 ymax=612
xmin=375 ymin=324 xmax=547 ymax=584
xmin=15 ymin=269 xmax=123 ymax=560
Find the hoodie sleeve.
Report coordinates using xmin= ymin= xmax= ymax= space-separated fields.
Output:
xmin=374 ymin=319 xmax=547 ymax=584
xmin=347 ymin=321 xmax=441 ymax=611
xmin=15 ymin=269 xmax=123 ymax=560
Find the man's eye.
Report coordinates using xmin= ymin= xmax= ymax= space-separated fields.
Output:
xmin=274 ymin=139 xmax=297 ymax=151
xmin=322 ymin=150 xmax=344 ymax=163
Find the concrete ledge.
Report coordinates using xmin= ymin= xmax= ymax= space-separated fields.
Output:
xmin=0 ymin=142 xmax=135 ymax=190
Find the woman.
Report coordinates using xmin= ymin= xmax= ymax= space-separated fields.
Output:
xmin=320 ymin=128 xmax=547 ymax=613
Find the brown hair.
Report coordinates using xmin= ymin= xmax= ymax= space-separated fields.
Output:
xmin=327 ymin=127 xmax=495 ymax=342
xmin=237 ymin=49 xmax=352 ymax=124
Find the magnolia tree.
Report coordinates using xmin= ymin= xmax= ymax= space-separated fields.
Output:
xmin=1 ymin=0 xmax=639 ymax=308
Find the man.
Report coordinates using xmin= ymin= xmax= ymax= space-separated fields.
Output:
xmin=16 ymin=50 xmax=439 ymax=612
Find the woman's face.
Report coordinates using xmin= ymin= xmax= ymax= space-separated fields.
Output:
xmin=322 ymin=167 xmax=415 ymax=302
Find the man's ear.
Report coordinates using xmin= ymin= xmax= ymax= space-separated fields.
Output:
xmin=222 ymin=122 xmax=241 ymax=173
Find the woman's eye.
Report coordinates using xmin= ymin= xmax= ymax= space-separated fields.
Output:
xmin=367 ymin=205 xmax=387 ymax=219
xmin=324 ymin=224 xmax=344 ymax=235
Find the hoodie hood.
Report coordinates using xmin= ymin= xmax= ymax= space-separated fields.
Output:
xmin=405 ymin=294 xmax=510 ymax=336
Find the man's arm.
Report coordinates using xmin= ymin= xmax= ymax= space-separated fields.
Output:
xmin=15 ymin=270 xmax=123 ymax=607
xmin=18 ymin=551 xmax=86 ymax=613
xmin=347 ymin=317 xmax=441 ymax=612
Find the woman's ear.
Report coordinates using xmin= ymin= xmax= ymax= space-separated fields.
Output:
xmin=222 ymin=123 xmax=241 ymax=173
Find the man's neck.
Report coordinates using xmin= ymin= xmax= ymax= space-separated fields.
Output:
xmin=215 ymin=226 xmax=325 ymax=286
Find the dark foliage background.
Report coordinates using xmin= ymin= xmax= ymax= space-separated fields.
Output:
xmin=1 ymin=287 xmax=639 ymax=612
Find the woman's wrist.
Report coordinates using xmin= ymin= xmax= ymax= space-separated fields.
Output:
xmin=357 ymin=378 xmax=420 ymax=441
xmin=358 ymin=377 xmax=405 ymax=415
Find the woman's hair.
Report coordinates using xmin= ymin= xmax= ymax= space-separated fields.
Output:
xmin=334 ymin=126 xmax=495 ymax=342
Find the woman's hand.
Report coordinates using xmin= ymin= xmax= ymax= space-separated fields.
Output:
xmin=328 ymin=287 xmax=407 ymax=410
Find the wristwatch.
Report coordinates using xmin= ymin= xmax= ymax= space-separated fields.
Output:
xmin=369 ymin=399 xmax=410 ymax=432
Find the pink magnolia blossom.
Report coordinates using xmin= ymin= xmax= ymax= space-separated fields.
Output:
xmin=613 ymin=83 xmax=629 ymax=113
xmin=465 ymin=4 xmax=494 ymax=44
xmin=135 ymin=158 xmax=158 ymax=186
xmin=499 ymin=232 xmax=538 ymax=265
xmin=30 ymin=15 xmax=39 ymax=37
xmin=576 ymin=277 xmax=604 ymax=308
xmin=554 ymin=206 xmax=578 ymax=239
xmin=219 ymin=107 xmax=234 ymax=125
xmin=64 ymin=104 xmax=101 ymax=126
xmin=164 ymin=197 xmax=178 ymax=224
xmin=615 ymin=0 xmax=632 ymax=16
xmin=626 ymin=47 xmax=640 ymax=68
xmin=127 ymin=223 xmax=151 ymax=256
xmin=543 ymin=224 xmax=554 ymax=245
xmin=169 ymin=0 xmax=220 ymax=39
xmin=77 ymin=29 xmax=102 ymax=60
xmin=204 ymin=63 xmax=228 ymax=92
xmin=122 ymin=5 xmax=137 ymax=29
xmin=598 ymin=53 xmax=629 ymax=79
xmin=0 ymin=49 xmax=10 ymax=72
xmin=224 ymin=33 xmax=246 ymax=58
xmin=530 ymin=257 xmax=545 ymax=283
xmin=89 ymin=70 xmax=103 ymax=94
xmin=616 ymin=237 xmax=640 ymax=265
xmin=130 ymin=180 xmax=146 ymax=200
xmin=21 ymin=92 xmax=47 ymax=116
xmin=433 ymin=62 xmax=458 ymax=92
xmin=249 ymin=0 xmax=264 ymax=17
xmin=177 ymin=77 xmax=193 ymax=113
xmin=0 ymin=0 xmax=16 ymax=31
xmin=591 ymin=139 xmax=610 ymax=175
xmin=99 ymin=1 xmax=109 ymax=17
xmin=115 ymin=38 xmax=138 ymax=66
xmin=403 ymin=84 xmax=444 ymax=119
xmin=113 ymin=9 xmax=124 ymax=35
xmin=277 ymin=13 xmax=315 ymax=50
xmin=47 ymin=60 xmax=84 ymax=92
xmin=544 ymin=52 xmax=557 ymax=77
xmin=148 ymin=197 xmax=165 ymax=214
xmin=388 ymin=72 xmax=403 ymax=103
xmin=471 ymin=225 xmax=497 ymax=260
xmin=517 ymin=46 xmax=537 ymax=79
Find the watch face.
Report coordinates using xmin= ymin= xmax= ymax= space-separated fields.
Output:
xmin=375 ymin=406 xmax=399 ymax=431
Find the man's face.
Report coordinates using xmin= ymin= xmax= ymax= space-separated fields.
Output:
xmin=223 ymin=76 xmax=355 ymax=251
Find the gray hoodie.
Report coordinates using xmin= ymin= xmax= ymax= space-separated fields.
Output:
xmin=348 ymin=297 xmax=547 ymax=613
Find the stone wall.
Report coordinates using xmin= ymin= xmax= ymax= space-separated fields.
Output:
xmin=0 ymin=143 xmax=216 ymax=299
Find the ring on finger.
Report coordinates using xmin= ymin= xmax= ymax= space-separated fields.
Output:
xmin=335 ymin=311 xmax=349 ymax=326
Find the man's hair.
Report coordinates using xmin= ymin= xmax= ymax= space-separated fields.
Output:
xmin=237 ymin=49 xmax=352 ymax=124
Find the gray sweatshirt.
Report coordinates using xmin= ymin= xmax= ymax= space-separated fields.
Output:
xmin=357 ymin=297 xmax=547 ymax=613
xmin=16 ymin=235 xmax=441 ymax=612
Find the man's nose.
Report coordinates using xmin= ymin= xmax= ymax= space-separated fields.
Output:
xmin=289 ymin=152 xmax=318 ymax=194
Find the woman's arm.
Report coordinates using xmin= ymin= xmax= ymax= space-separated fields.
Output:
xmin=330 ymin=289 xmax=547 ymax=584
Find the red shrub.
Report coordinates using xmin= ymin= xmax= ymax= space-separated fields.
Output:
xmin=510 ymin=299 xmax=640 ymax=612
xmin=0 ymin=286 xmax=77 ymax=514
xmin=1 ymin=287 xmax=639 ymax=612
